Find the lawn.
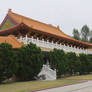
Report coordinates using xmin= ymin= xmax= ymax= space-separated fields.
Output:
xmin=0 ymin=74 xmax=92 ymax=92
xmin=0 ymin=80 xmax=80 ymax=92
xmin=65 ymin=74 xmax=92 ymax=80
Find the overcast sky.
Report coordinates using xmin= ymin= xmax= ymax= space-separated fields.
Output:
xmin=0 ymin=0 xmax=92 ymax=36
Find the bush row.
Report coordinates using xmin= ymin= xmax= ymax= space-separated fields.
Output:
xmin=0 ymin=42 xmax=92 ymax=82
xmin=49 ymin=49 xmax=92 ymax=78
xmin=0 ymin=43 xmax=43 ymax=83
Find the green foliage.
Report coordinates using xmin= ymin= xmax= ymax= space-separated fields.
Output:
xmin=89 ymin=37 xmax=92 ymax=43
xmin=73 ymin=29 xmax=80 ymax=40
xmin=66 ymin=52 xmax=78 ymax=74
xmin=0 ymin=42 xmax=92 ymax=81
xmin=72 ymin=25 xmax=92 ymax=43
xmin=81 ymin=25 xmax=90 ymax=42
xmin=79 ymin=54 xmax=89 ymax=74
xmin=49 ymin=49 xmax=92 ymax=77
xmin=49 ymin=49 xmax=67 ymax=77
xmin=0 ymin=43 xmax=14 ymax=83
xmin=15 ymin=43 xmax=43 ymax=81
xmin=87 ymin=54 xmax=92 ymax=72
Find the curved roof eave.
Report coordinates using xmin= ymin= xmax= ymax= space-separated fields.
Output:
xmin=0 ymin=22 xmax=92 ymax=47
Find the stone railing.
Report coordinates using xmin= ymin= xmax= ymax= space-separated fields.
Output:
xmin=17 ymin=36 xmax=92 ymax=54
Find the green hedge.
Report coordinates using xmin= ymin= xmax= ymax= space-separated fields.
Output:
xmin=0 ymin=42 xmax=92 ymax=82
xmin=49 ymin=49 xmax=92 ymax=77
xmin=0 ymin=43 xmax=43 ymax=82
xmin=0 ymin=43 xmax=14 ymax=83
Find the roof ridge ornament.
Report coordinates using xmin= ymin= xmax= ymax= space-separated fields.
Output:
xmin=8 ymin=9 xmax=12 ymax=13
xmin=57 ymin=25 xmax=60 ymax=30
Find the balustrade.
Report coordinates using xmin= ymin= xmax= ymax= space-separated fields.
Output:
xmin=18 ymin=36 xmax=92 ymax=54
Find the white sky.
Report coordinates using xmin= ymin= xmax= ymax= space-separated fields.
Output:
xmin=0 ymin=0 xmax=92 ymax=36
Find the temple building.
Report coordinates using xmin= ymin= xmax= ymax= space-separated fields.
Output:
xmin=0 ymin=9 xmax=92 ymax=54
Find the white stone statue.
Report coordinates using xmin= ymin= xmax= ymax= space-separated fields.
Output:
xmin=38 ymin=62 xmax=56 ymax=80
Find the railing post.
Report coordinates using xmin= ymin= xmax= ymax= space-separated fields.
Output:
xmin=20 ymin=36 xmax=22 ymax=41
xmin=51 ymin=41 xmax=54 ymax=49
xmin=25 ymin=35 xmax=28 ymax=44
xmin=31 ymin=36 xmax=33 ymax=43
xmin=47 ymin=40 xmax=49 ymax=48
xmin=55 ymin=42 xmax=57 ymax=49
xmin=36 ymin=37 xmax=39 ymax=46
xmin=42 ymin=39 xmax=44 ymax=47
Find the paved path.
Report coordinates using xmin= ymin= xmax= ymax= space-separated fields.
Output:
xmin=37 ymin=81 xmax=92 ymax=92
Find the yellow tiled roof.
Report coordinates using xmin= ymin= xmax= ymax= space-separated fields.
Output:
xmin=0 ymin=9 xmax=92 ymax=47
xmin=0 ymin=35 xmax=23 ymax=48
xmin=8 ymin=9 xmax=74 ymax=40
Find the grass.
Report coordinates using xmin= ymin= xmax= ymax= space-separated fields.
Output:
xmin=0 ymin=80 xmax=80 ymax=92
xmin=65 ymin=74 xmax=92 ymax=80
xmin=1 ymin=74 xmax=92 ymax=92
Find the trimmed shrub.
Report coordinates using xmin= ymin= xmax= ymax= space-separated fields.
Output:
xmin=0 ymin=43 xmax=14 ymax=83
xmin=15 ymin=43 xmax=43 ymax=81
xmin=49 ymin=49 xmax=67 ymax=78
xmin=66 ymin=52 xmax=79 ymax=75
xmin=79 ymin=54 xmax=92 ymax=75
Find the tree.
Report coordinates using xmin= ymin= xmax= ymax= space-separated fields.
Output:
xmin=73 ymin=29 xmax=80 ymax=40
xmin=86 ymin=54 xmax=92 ymax=73
xmin=15 ymin=43 xmax=43 ymax=81
xmin=81 ymin=25 xmax=90 ymax=42
xmin=89 ymin=30 xmax=92 ymax=43
xmin=89 ymin=37 xmax=92 ymax=43
xmin=0 ymin=43 xmax=14 ymax=83
xmin=66 ymin=52 xmax=78 ymax=75
xmin=49 ymin=49 xmax=67 ymax=78
xmin=79 ymin=54 xmax=89 ymax=75
xmin=74 ymin=56 xmax=81 ymax=74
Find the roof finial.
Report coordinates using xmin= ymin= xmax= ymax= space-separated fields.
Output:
xmin=57 ymin=25 xmax=60 ymax=30
xmin=8 ymin=9 xmax=12 ymax=13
